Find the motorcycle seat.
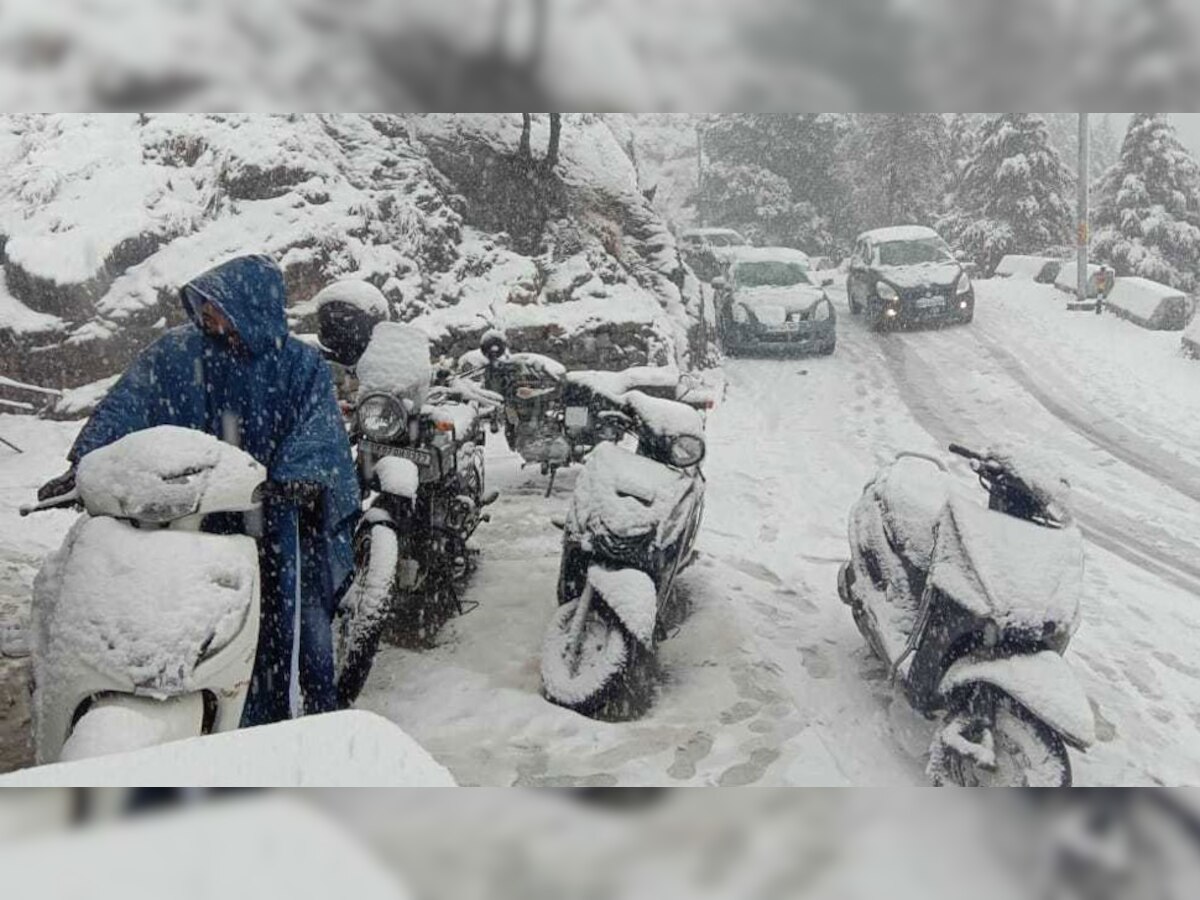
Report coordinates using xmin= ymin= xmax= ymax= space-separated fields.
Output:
xmin=875 ymin=454 xmax=950 ymax=572
xmin=565 ymin=366 xmax=683 ymax=403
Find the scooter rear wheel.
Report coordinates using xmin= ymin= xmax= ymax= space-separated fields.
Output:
xmin=930 ymin=691 xmax=1071 ymax=787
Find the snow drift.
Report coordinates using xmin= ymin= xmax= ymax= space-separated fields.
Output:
xmin=1103 ymin=276 xmax=1195 ymax=331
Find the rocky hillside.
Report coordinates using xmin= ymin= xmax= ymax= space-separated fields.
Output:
xmin=0 ymin=113 xmax=708 ymax=397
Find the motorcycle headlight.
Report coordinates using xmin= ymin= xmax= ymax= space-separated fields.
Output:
xmin=956 ymin=273 xmax=972 ymax=295
xmin=812 ymin=298 xmax=832 ymax=321
xmin=732 ymin=304 xmax=750 ymax=324
xmin=669 ymin=434 xmax=706 ymax=468
xmin=358 ymin=393 xmax=406 ymax=441
xmin=877 ymin=282 xmax=899 ymax=302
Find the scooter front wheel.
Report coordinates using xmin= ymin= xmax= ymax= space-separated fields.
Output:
xmin=929 ymin=690 xmax=1071 ymax=787
xmin=541 ymin=600 xmax=653 ymax=721
xmin=59 ymin=693 xmax=205 ymax=763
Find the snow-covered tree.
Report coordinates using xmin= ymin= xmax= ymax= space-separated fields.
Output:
xmin=941 ymin=113 xmax=1074 ymax=274
xmin=1090 ymin=114 xmax=1119 ymax=181
xmin=947 ymin=113 xmax=986 ymax=190
xmin=843 ymin=114 xmax=949 ymax=229
xmin=1092 ymin=113 xmax=1200 ymax=291
xmin=699 ymin=114 xmax=852 ymax=253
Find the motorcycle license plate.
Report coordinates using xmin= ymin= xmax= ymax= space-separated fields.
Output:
xmin=916 ymin=295 xmax=944 ymax=310
xmin=564 ymin=406 xmax=589 ymax=429
xmin=364 ymin=441 xmax=434 ymax=472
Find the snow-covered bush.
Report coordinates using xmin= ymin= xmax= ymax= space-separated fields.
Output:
xmin=1092 ymin=114 xmax=1200 ymax=293
xmin=941 ymin=114 xmax=1074 ymax=276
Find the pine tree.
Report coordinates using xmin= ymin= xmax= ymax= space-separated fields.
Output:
xmin=947 ymin=114 xmax=986 ymax=190
xmin=1092 ymin=113 xmax=1200 ymax=291
xmin=844 ymin=114 xmax=949 ymax=229
xmin=942 ymin=113 xmax=1075 ymax=274
xmin=699 ymin=114 xmax=852 ymax=253
xmin=1090 ymin=114 xmax=1119 ymax=181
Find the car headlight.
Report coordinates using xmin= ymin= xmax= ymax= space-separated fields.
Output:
xmin=956 ymin=273 xmax=972 ymax=295
xmin=358 ymin=393 xmax=406 ymax=441
xmin=669 ymin=434 xmax=706 ymax=467
xmin=877 ymin=282 xmax=899 ymax=302
xmin=732 ymin=304 xmax=750 ymax=324
xmin=812 ymin=298 xmax=832 ymax=321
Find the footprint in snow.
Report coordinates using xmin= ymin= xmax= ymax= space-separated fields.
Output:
xmin=667 ymin=731 xmax=714 ymax=780
xmin=719 ymin=700 xmax=761 ymax=725
xmin=717 ymin=748 xmax=780 ymax=786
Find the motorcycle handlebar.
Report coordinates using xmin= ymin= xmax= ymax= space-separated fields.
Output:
xmin=948 ymin=443 xmax=982 ymax=461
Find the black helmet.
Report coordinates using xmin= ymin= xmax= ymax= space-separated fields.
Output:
xmin=480 ymin=330 xmax=508 ymax=362
xmin=314 ymin=281 xmax=388 ymax=367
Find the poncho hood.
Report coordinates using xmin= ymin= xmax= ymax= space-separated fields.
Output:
xmin=181 ymin=255 xmax=289 ymax=357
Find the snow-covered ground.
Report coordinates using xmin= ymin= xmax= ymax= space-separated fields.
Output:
xmin=2 ymin=276 xmax=1200 ymax=784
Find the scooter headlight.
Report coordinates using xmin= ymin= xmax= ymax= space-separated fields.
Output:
xmin=358 ymin=393 xmax=406 ymax=441
xmin=669 ymin=434 xmax=706 ymax=468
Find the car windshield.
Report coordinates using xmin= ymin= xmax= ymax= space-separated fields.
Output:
xmin=876 ymin=237 xmax=953 ymax=266
xmin=734 ymin=261 xmax=811 ymax=287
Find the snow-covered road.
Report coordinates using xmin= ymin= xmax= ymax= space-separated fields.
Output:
xmin=2 ymin=277 xmax=1199 ymax=784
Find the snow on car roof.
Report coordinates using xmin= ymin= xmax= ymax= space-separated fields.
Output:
xmin=726 ymin=246 xmax=811 ymax=265
xmin=860 ymin=225 xmax=941 ymax=243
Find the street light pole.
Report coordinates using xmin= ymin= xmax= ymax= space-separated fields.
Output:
xmin=696 ymin=123 xmax=705 ymax=227
xmin=1076 ymin=112 xmax=1090 ymax=308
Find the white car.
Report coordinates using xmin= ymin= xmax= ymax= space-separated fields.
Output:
xmin=679 ymin=227 xmax=750 ymax=279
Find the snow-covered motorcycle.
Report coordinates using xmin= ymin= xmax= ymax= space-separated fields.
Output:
xmin=837 ymin=443 xmax=1096 ymax=786
xmin=21 ymin=426 xmax=266 ymax=763
xmin=336 ymin=323 xmax=500 ymax=706
xmin=541 ymin=389 xmax=706 ymax=720
xmin=467 ymin=331 xmax=715 ymax=495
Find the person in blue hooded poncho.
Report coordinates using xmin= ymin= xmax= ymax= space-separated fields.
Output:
xmin=41 ymin=255 xmax=361 ymax=725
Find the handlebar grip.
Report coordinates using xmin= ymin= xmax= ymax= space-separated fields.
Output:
xmin=948 ymin=443 xmax=981 ymax=460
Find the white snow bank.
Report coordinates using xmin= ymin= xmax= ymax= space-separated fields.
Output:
xmin=356 ymin=323 xmax=432 ymax=404
xmin=1104 ymin=276 xmax=1195 ymax=331
xmin=0 ymin=269 xmax=64 ymax=335
xmin=33 ymin=516 xmax=259 ymax=696
xmin=0 ymin=796 xmax=408 ymax=898
xmin=993 ymin=254 xmax=1060 ymax=281
xmin=589 ymin=565 xmax=657 ymax=646
xmin=1054 ymin=262 xmax=1105 ymax=297
xmin=1 ymin=710 xmax=454 ymax=787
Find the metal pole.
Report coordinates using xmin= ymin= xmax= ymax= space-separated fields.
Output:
xmin=1077 ymin=112 xmax=1090 ymax=307
xmin=696 ymin=123 xmax=705 ymax=227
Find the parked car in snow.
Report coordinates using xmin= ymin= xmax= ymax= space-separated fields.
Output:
xmin=713 ymin=247 xmax=836 ymax=356
xmin=679 ymin=227 xmax=749 ymax=280
xmin=846 ymin=226 xmax=974 ymax=330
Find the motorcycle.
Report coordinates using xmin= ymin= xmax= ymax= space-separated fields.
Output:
xmin=540 ymin=388 xmax=707 ymax=721
xmin=837 ymin=443 xmax=1096 ymax=786
xmin=467 ymin=331 xmax=715 ymax=495
xmin=335 ymin=323 xmax=501 ymax=706
xmin=20 ymin=426 xmax=266 ymax=763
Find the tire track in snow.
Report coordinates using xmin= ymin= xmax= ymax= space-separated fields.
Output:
xmin=876 ymin=331 xmax=1200 ymax=597
xmin=974 ymin=330 xmax=1200 ymax=506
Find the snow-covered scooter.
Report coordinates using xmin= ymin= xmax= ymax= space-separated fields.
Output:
xmin=541 ymin=390 xmax=706 ymax=720
xmin=21 ymin=426 xmax=266 ymax=764
xmin=837 ymin=443 xmax=1095 ymax=786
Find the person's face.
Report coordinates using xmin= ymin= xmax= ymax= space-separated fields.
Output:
xmin=199 ymin=301 xmax=233 ymax=336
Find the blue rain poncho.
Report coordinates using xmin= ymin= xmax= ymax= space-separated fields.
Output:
xmin=69 ymin=255 xmax=360 ymax=725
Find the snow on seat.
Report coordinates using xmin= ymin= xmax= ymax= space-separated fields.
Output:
xmin=568 ymin=442 xmax=692 ymax=541
xmin=564 ymin=364 xmax=682 ymax=402
xmin=1104 ymin=276 xmax=1196 ymax=331
xmin=0 ymin=711 xmax=455 ymax=786
xmin=623 ymin=391 xmax=705 ymax=440
xmin=875 ymin=454 xmax=950 ymax=572
xmin=929 ymin=496 xmax=1084 ymax=635
xmin=993 ymin=254 xmax=1060 ymax=281
xmin=34 ymin=516 xmax=260 ymax=696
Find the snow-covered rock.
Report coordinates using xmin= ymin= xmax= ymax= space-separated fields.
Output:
xmin=1103 ymin=276 xmax=1196 ymax=331
xmin=993 ymin=254 xmax=1061 ymax=282
xmin=2 ymin=113 xmax=705 ymax=395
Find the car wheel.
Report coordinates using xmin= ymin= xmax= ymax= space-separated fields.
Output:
xmin=961 ymin=308 xmax=974 ymax=324
xmin=848 ymin=283 xmax=862 ymax=315
xmin=820 ymin=338 xmax=836 ymax=356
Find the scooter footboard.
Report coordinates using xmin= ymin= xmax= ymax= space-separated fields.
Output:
xmin=939 ymin=651 xmax=1095 ymax=749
